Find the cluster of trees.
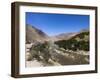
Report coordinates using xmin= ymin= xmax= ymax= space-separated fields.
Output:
xmin=55 ymin=32 xmax=89 ymax=51
xmin=55 ymin=39 xmax=89 ymax=51
xmin=78 ymin=32 xmax=89 ymax=39
xmin=71 ymin=31 xmax=89 ymax=39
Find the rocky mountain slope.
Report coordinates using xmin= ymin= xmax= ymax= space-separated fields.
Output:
xmin=26 ymin=24 xmax=80 ymax=42
xmin=55 ymin=31 xmax=89 ymax=51
xmin=26 ymin=24 xmax=49 ymax=43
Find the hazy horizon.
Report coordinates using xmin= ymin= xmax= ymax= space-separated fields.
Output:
xmin=26 ymin=12 xmax=89 ymax=36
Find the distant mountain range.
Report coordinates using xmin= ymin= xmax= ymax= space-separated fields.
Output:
xmin=26 ymin=24 xmax=89 ymax=43
xmin=52 ymin=32 xmax=78 ymax=41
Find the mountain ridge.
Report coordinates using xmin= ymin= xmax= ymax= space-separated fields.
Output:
xmin=26 ymin=24 xmax=89 ymax=43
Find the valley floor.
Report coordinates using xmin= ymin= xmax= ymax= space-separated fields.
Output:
xmin=26 ymin=50 xmax=89 ymax=67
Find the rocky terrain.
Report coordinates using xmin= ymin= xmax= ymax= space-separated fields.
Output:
xmin=26 ymin=24 xmax=89 ymax=67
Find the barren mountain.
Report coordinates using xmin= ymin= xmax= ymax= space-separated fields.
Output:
xmin=26 ymin=24 xmax=88 ymax=43
xmin=52 ymin=32 xmax=78 ymax=41
xmin=26 ymin=24 xmax=49 ymax=43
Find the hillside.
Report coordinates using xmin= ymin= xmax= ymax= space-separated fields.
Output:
xmin=26 ymin=24 xmax=49 ymax=43
xmin=55 ymin=31 xmax=89 ymax=51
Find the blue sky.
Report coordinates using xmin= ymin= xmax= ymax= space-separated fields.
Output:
xmin=26 ymin=12 xmax=89 ymax=36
